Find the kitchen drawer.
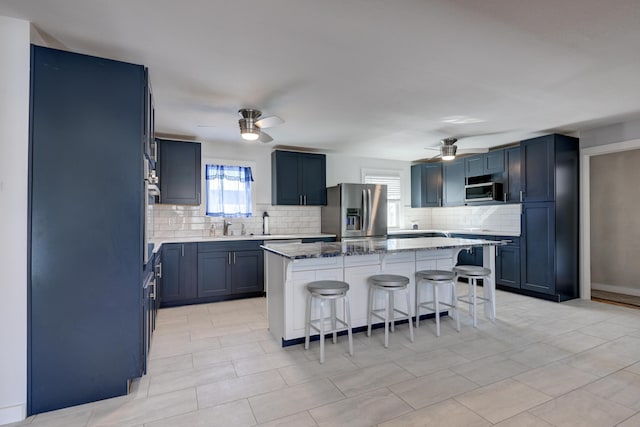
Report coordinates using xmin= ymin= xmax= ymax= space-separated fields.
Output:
xmin=291 ymin=256 xmax=344 ymax=271
xmin=416 ymin=248 xmax=454 ymax=261
xmin=198 ymin=240 xmax=263 ymax=253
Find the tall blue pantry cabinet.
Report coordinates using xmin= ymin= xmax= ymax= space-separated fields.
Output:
xmin=29 ymin=46 xmax=149 ymax=414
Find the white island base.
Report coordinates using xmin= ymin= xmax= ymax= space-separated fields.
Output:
xmin=264 ymin=243 xmax=496 ymax=346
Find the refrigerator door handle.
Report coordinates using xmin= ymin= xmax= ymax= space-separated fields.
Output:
xmin=367 ymin=188 xmax=373 ymax=235
xmin=362 ymin=188 xmax=368 ymax=233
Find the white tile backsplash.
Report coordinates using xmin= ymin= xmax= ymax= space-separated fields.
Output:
xmin=152 ymin=203 xmax=321 ymax=238
xmin=154 ymin=202 xmax=520 ymax=239
xmin=404 ymin=204 xmax=521 ymax=234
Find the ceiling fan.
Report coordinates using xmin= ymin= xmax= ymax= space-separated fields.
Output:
xmin=425 ymin=137 xmax=489 ymax=161
xmin=238 ymin=108 xmax=284 ymax=143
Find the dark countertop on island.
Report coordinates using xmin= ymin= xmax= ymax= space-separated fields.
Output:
xmin=261 ymin=236 xmax=503 ymax=260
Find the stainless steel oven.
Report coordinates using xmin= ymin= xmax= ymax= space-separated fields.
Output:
xmin=144 ymin=160 xmax=160 ymax=265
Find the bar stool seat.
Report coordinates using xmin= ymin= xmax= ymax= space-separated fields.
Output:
xmin=415 ymin=270 xmax=460 ymax=336
xmin=304 ymin=280 xmax=353 ymax=363
xmin=367 ymin=274 xmax=414 ymax=348
xmin=454 ymin=265 xmax=495 ymax=327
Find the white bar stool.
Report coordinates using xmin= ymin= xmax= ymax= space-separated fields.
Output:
xmin=367 ymin=274 xmax=414 ymax=348
xmin=415 ymin=270 xmax=460 ymax=336
xmin=454 ymin=265 xmax=495 ymax=327
xmin=304 ymin=280 xmax=353 ymax=363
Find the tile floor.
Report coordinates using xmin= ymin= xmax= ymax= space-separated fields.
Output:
xmin=10 ymin=288 xmax=640 ymax=427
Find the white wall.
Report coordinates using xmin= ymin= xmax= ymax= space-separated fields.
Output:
xmin=580 ymin=118 xmax=640 ymax=149
xmin=0 ymin=16 xmax=30 ymax=425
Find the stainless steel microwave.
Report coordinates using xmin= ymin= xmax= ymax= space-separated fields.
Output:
xmin=464 ymin=182 xmax=502 ymax=203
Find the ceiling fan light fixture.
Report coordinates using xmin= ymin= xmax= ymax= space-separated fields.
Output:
xmin=441 ymin=144 xmax=457 ymax=160
xmin=239 ymin=118 xmax=260 ymax=141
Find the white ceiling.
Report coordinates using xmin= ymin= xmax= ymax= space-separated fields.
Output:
xmin=2 ymin=0 xmax=639 ymax=161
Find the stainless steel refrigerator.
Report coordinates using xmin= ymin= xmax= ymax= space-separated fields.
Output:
xmin=321 ymin=183 xmax=388 ymax=239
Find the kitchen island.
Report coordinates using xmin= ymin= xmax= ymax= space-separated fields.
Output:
xmin=262 ymin=237 xmax=502 ymax=345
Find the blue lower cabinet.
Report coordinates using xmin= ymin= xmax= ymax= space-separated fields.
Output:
xmin=162 ymin=241 xmax=265 ymax=306
xmin=161 ymin=243 xmax=198 ymax=304
xmin=495 ymin=243 xmax=521 ymax=289
xmin=521 ymin=202 xmax=555 ymax=295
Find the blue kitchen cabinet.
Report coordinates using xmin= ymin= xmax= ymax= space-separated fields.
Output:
xmin=197 ymin=241 xmax=265 ymax=299
xmin=519 ymin=134 xmax=579 ymax=301
xmin=442 ymin=159 xmax=465 ymax=206
xmin=29 ymin=46 xmax=149 ymax=414
xmin=495 ymin=238 xmax=521 ymax=289
xmin=521 ymin=203 xmax=555 ymax=294
xmin=272 ymin=150 xmax=327 ymax=205
xmin=465 ymin=150 xmax=504 ymax=178
xmin=160 ymin=243 xmax=198 ymax=305
xmin=411 ymin=163 xmax=442 ymax=207
xmin=503 ymin=146 xmax=522 ymax=203
xmin=197 ymin=250 xmax=231 ymax=297
xmin=158 ymin=139 xmax=201 ymax=205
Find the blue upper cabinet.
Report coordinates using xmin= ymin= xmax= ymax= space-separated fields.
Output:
xmin=503 ymin=146 xmax=521 ymax=203
xmin=521 ymin=133 xmax=579 ymax=203
xmin=464 ymin=150 xmax=504 ymax=177
xmin=272 ymin=150 xmax=326 ymax=205
xmin=442 ymin=159 xmax=465 ymax=206
xmin=411 ymin=163 xmax=442 ymax=207
xmin=158 ymin=139 xmax=202 ymax=205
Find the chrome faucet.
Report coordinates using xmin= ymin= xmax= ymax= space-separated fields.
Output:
xmin=223 ymin=220 xmax=232 ymax=236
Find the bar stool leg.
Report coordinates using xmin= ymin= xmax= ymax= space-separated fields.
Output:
xmin=384 ymin=289 xmax=390 ymax=348
xmin=415 ymin=279 xmax=421 ymax=328
xmin=389 ymin=291 xmax=395 ymax=333
xmin=304 ymin=293 xmax=312 ymax=350
xmin=434 ymin=283 xmax=440 ymax=337
xmin=319 ymin=299 xmax=326 ymax=363
xmin=331 ymin=299 xmax=337 ymax=344
xmin=405 ymin=287 xmax=414 ymax=342
xmin=367 ymin=286 xmax=374 ymax=337
xmin=345 ymin=295 xmax=353 ymax=356
xmin=451 ymin=280 xmax=461 ymax=332
xmin=472 ymin=278 xmax=478 ymax=328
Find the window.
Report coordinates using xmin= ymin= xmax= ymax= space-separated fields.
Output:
xmin=363 ymin=172 xmax=402 ymax=228
xmin=205 ymin=165 xmax=253 ymax=217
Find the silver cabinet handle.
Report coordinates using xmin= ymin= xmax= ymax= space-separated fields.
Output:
xmin=304 ymin=195 xmax=307 ymax=205
xmin=504 ymin=193 xmax=507 ymax=203
xmin=233 ymin=252 xmax=236 ymax=264
xmin=519 ymin=190 xmax=524 ymax=202
xmin=299 ymin=195 xmax=302 ymax=205
xmin=155 ymin=262 xmax=162 ymax=278
xmin=181 ymin=244 xmax=184 ymax=257
xmin=150 ymin=279 xmax=156 ymax=300
xmin=228 ymin=252 xmax=231 ymax=264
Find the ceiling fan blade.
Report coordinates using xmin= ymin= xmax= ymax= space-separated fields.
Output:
xmin=258 ymin=131 xmax=273 ymax=143
xmin=255 ymin=115 xmax=284 ymax=129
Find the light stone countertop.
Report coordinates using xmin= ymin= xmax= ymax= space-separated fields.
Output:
xmin=150 ymin=233 xmax=336 ymax=253
xmin=261 ymin=236 xmax=502 ymax=260
xmin=387 ymin=228 xmax=520 ymax=237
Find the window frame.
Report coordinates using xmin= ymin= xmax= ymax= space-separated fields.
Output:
xmin=201 ymin=158 xmax=257 ymax=217
xmin=361 ymin=168 xmax=403 ymax=229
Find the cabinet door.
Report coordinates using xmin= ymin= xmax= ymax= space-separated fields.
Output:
xmin=465 ymin=155 xmax=485 ymax=177
xmin=197 ymin=251 xmax=231 ymax=297
xmin=161 ymin=243 xmax=197 ymax=303
xmin=521 ymin=202 xmax=555 ymax=294
xmin=272 ymin=151 xmax=302 ymax=205
xmin=158 ymin=139 xmax=201 ymax=205
xmin=521 ymin=135 xmax=554 ymax=202
xmin=485 ymin=150 xmax=504 ymax=175
xmin=443 ymin=159 xmax=465 ymax=206
xmin=496 ymin=245 xmax=520 ymax=288
xmin=411 ymin=163 xmax=442 ymax=207
xmin=301 ymin=153 xmax=327 ymax=205
xmin=504 ymin=146 xmax=521 ymax=203
xmin=231 ymin=250 xmax=265 ymax=294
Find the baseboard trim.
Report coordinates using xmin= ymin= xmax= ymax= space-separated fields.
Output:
xmin=0 ymin=403 xmax=26 ymax=426
xmin=592 ymin=282 xmax=640 ymax=297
